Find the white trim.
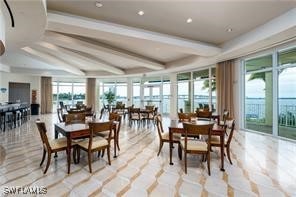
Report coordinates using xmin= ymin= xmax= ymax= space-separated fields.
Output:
xmin=272 ymin=49 xmax=278 ymax=136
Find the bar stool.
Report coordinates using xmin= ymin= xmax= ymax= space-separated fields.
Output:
xmin=5 ymin=108 xmax=14 ymax=130
xmin=13 ymin=109 xmax=22 ymax=127
xmin=0 ymin=109 xmax=5 ymax=131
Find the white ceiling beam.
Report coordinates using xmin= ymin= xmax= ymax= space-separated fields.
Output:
xmin=21 ymin=47 xmax=85 ymax=76
xmin=47 ymin=11 xmax=221 ymax=57
xmin=36 ymin=42 xmax=125 ymax=75
xmin=43 ymin=31 xmax=164 ymax=71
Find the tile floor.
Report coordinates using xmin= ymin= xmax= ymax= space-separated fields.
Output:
xmin=0 ymin=114 xmax=295 ymax=197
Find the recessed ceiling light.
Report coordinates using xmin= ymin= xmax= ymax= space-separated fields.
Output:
xmin=95 ymin=2 xmax=103 ymax=8
xmin=186 ymin=18 xmax=193 ymax=23
xmin=227 ymin=28 xmax=233 ymax=32
xmin=138 ymin=10 xmax=144 ymax=16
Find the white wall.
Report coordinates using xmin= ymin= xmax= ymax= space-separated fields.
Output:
xmin=0 ymin=72 xmax=40 ymax=104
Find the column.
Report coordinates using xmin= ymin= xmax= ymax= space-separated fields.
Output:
xmin=170 ymin=73 xmax=177 ymax=120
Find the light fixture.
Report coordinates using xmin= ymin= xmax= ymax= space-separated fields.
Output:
xmin=227 ymin=28 xmax=233 ymax=32
xmin=186 ymin=18 xmax=193 ymax=23
xmin=138 ymin=10 xmax=144 ymax=16
xmin=95 ymin=2 xmax=103 ymax=8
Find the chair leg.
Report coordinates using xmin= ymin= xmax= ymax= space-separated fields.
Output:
xmin=184 ymin=151 xmax=187 ymax=174
xmin=77 ymin=148 xmax=80 ymax=163
xmin=44 ymin=152 xmax=51 ymax=174
xmin=73 ymin=147 xmax=78 ymax=164
xmin=88 ymin=151 xmax=92 ymax=173
xmin=116 ymin=134 xmax=120 ymax=151
xmin=226 ymin=146 xmax=232 ymax=165
xmin=107 ymin=147 xmax=111 ymax=165
xmin=97 ymin=150 xmax=101 ymax=157
xmin=101 ymin=149 xmax=105 ymax=157
xmin=178 ymin=144 xmax=182 ymax=160
xmin=40 ymin=149 xmax=46 ymax=166
xmin=157 ymin=141 xmax=163 ymax=156
xmin=207 ymin=152 xmax=211 ymax=176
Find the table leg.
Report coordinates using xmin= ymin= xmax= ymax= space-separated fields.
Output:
xmin=113 ymin=127 xmax=117 ymax=158
xmin=67 ymin=135 xmax=71 ymax=174
xmin=169 ymin=129 xmax=173 ymax=165
xmin=220 ymin=134 xmax=225 ymax=171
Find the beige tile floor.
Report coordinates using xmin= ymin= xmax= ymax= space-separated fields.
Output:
xmin=0 ymin=114 xmax=295 ymax=197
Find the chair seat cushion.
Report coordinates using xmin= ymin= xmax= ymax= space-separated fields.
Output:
xmin=161 ymin=132 xmax=181 ymax=141
xmin=180 ymin=139 xmax=208 ymax=151
xmin=49 ymin=137 xmax=68 ymax=150
xmin=210 ymin=136 xmax=227 ymax=145
xmin=77 ymin=136 xmax=108 ymax=150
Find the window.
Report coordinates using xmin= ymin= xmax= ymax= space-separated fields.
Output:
xmin=244 ymin=54 xmax=273 ymax=134
xmin=132 ymin=80 xmax=141 ymax=108
xmin=52 ymin=81 xmax=86 ymax=111
xmin=242 ymin=45 xmax=296 ymax=140
xmin=99 ymin=80 xmax=127 ymax=108
xmin=162 ymin=76 xmax=171 ymax=114
xmin=177 ymin=67 xmax=216 ymax=113
xmin=193 ymin=69 xmax=210 ymax=110
xmin=177 ymin=72 xmax=191 ymax=112
xmin=278 ymin=48 xmax=296 ymax=140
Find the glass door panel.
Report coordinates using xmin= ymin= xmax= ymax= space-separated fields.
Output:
xmin=245 ymin=71 xmax=273 ymax=134
xmin=278 ymin=66 xmax=296 ymax=140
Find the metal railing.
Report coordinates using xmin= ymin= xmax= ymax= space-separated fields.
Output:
xmin=246 ymin=103 xmax=296 ymax=127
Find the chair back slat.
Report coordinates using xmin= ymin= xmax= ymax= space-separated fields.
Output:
xmin=88 ymin=121 xmax=113 ymax=149
xmin=35 ymin=120 xmax=51 ymax=152
xmin=155 ymin=114 xmax=164 ymax=140
xmin=57 ymin=108 xmax=64 ymax=123
xmin=225 ymin=118 xmax=235 ymax=145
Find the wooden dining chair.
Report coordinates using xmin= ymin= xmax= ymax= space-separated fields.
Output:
xmin=65 ymin=113 xmax=86 ymax=124
xmin=178 ymin=112 xmax=191 ymax=122
xmin=96 ymin=112 xmax=122 ymax=152
xmin=129 ymin=108 xmax=142 ymax=126
xmin=155 ymin=114 xmax=181 ymax=157
xmin=197 ymin=110 xmax=212 ymax=121
xmin=210 ymin=118 xmax=235 ymax=164
xmin=36 ymin=120 xmax=76 ymax=174
xmin=57 ymin=108 xmax=64 ymax=123
xmin=220 ymin=110 xmax=230 ymax=126
xmin=76 ymin=121 xmax=113 ymax=173
xmin=181 ymin=122 xmax=214 ymax=175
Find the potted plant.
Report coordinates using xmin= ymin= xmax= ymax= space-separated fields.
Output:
xmin=104 ymin=90 xmax=116 ymax=105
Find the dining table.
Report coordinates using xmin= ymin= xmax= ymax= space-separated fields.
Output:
xmin=54 ymin=119 xmax=119 ymax=174
xmin=168 ymin=119 xmax=226 ymax=171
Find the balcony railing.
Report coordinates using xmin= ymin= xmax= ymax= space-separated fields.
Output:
xmin=246 ymin=103 xmax=296 ymax=127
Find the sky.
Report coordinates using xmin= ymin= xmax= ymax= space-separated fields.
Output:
xmin=246 ymin=67 xmax=296 ymax=98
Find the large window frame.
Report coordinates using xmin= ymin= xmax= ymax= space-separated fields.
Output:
xmin=241 ymin=41 xmax=296 ymax=140
xmin=177 ymin=66 xmax=216 ymax=113
xmin=52 ymin=80 xmax=86 ymax=111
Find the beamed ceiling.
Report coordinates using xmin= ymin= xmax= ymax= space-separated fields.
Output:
xmin=0 ymin=0 xmax=295 ymax=77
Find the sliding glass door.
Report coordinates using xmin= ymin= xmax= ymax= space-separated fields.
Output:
xmin=278 ymin=48 xmax=296 ymax=140
xmin=243 ymin=45 xmax=296 ymax=140
xmin=244 ymin=55 xmax=273 ymax=134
